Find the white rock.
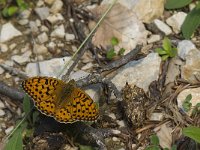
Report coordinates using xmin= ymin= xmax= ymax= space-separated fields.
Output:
xmin=116 ymin=120 xmax=126 ymax=127
xmin=81 ymin=62 xmax=93 ymax=70
xmin=131 ymin=0 xmax=165 ymax=23
xmin=0 ymin=67 xmax=4 ymax=75
xmin=36 ymin=0 xmax=45 ymax=7
xmin=112 ymin=137 xmax=120 ymax=142
xmin=0 ymin=101 xmax=5 ymax=109
xmin=189 ymin=3 xmax=196 ymax=11
xmin=9 ymin=43 xmax=17 ymax=50
xmin=34 ymin=44 xmax=48 ymax=54
xmin=44 ymin=0 xmax=55 ymax=5
xmin=11 ymin=51 xmax=32 ymax=64
xmin=34 ymin=7 xmax=49 ymax=20
xmin=51 ymin=24 xmax=65 ymax=38
xmin=181 ymin=49 xmax=200 ymax=84
xmin=37 ymin=32 xmax=49 ymax=43
xmin=4 ymin=60 xmax=14 ymax=66
xmin=84 ymin=84 xmax=102 ymax=103
xmin=147 ymin=34 xmax=161 ymax=43
xmin=112 ymin=53 xmax=161 ymax=92
xmin=109 ymin=113 xmax=117 ymax=120
xmin=166 ymin=12 xmax=187 ymax=34
xmin=5 ymin=126 xmax=14 ymax=135
xmin=25 ymin=56 xmax=72 ymax=77
xmin=29 ymin=21 xmax=39 ymax=33
xmin=0 ymin=23 xmax=22 ymax=43
xmin=19 ymin=10 xmax=31 ymax=19
xmin=35 ymin=19 xmax=41 ymax=27
xmin=65 ymin=33 xmax=75 ymax=41
xmin=177 ymin=40 xmax=196 ymax=60
xmin=0 ymin=109 xmax=5 ymax=117
xmin=69 ymin=70 xmax=90 ymax=81
xmin=47 ymin=13 xmax=64 ymax=24
xmin=50 ymin=0 xmax=63 ymax=14
xmin=177 ymin=87 xmax=200 ymax=116
xmin=149 ymin=112 xmax=163 ymax=121
xmin=18 ymin=19 xmax=29 ymax=25
xmin=48 ymin=41 xmax=56 ymax=49
xmin=40 ymin=25 xmax=49 ymax=32
xmin=154 ymin=19 xmax=172 ymax=35
xmin=0 ymin=43 xmax=8 ymax=52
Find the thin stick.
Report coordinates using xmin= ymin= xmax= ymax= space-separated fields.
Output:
xmin=56 ymin=0 xmax=118 ymax=78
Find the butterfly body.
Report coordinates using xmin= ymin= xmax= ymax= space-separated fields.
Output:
xmin=21 ymin=77 xmax=99 ymax=123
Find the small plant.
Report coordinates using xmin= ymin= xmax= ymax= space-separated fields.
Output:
xmin=165 ymin=0 xmax=200 ymax=39
xmin=155 ymin=37 xmax=177 ymax=61
xmin=4 ymin=96 xmax=38 ymax=150
xmin=183 ymin=126 xmax=200 ymax=143
xmin=106 ymin=37 xmax=125 ymax=60
xmin=182 ymin=94 xmax=200 ymax=115
xmin=1 ymin=0 xmax=28 ymax=17
xmin=182 ymin=94 xmax=192 ymax=112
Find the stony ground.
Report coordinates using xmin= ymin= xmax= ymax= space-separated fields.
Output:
xmin=0 ymin=0 xmax=200 ymax=150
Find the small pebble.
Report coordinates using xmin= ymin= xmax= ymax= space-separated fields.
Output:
xmin=0 ymin=101 xmax=5 ymax=109
xmin=5 ymin=126 xmax=14 ymax=135
xmin=37 ymin=32 xmax=49 ymax=43
xmin=109 ymin=113 xmax=116 ymax=120
xmin=0 ymin=44 xmax=8 ymax=52
xmin=112 ymin=137 xmax=120 ymax=142
xmin=65 ymin=33 xmax=75 ymax=41
xmin=0 ymin=67 xmax=5 ymax=75
xmin=9 ymin=43 xmax=17 ymax=50
xmin=0 ymin=109 xmax=5 ymax=117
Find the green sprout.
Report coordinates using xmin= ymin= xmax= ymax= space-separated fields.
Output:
xmin=155 ymin=37 xmax=177 ymax=61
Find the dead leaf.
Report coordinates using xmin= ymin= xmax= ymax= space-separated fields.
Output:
xmin=89 ymin=3 xmax=148 ymax=54
xmin=154 ymin=123 xmax=173 ymax=149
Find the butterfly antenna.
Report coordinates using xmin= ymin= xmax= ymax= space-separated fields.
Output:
xmin=56 ymin=0 xmax=118 ymax=78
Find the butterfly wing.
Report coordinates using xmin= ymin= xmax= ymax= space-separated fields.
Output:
xmin=54 ymin=88 xmax=99 ymax=123
xmin=21 ymin=77 xmax=64 ymax=117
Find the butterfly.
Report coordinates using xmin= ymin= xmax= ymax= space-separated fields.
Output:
xmin=21 ymin=76 xmax=99 ymax=123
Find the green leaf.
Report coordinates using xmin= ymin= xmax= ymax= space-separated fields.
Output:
xmin=182 ymin=102 xmax=192 ymax=112
xmin=16 ymin=0 xmax=28 ymax=10
xmin=111 ymin=37 xmax=119 ymax=46
xmin=182 ymin=2 xmax=200 ymax=39
xmin=155 ymin=48 xmax=167 ymax=55
xmin=4 ymin=122 xmax=27 ymax=150
xmin=118 ymin=48 xmax=125 ymax=55
xmin=182 ymin=94 xmax=192 ymax=112
xmin=145 ymin=146 xmax=160 ymax=150
xmin=165 ymin=0 xmax=192 ymax=9
xmin=171 ymin=145 xmax=177 ymax=150
xmin=23 ymin=95 xmax=31 ymax=115
xmin=185 ymin=94 xmax=192 ymax=102
xmin=169 ymin=47 xmax=177 ymax=57
xmin=32 ymin=111 xmax=39 ymax=124
xmin=162 ymin=37 xmax=171 ymax=52
xmin=192 ymin=102 xmax=200 ymax=114
xmin=161 ymin=55 xmax=169 ymax=61
xmin=2 ymin=6 xmax=18 ymax=17
xmin=150 ymin=135 xmax=159 ymax=146
xmin=183 ymin=126 xmax=200 ymax=143
xmin=106 ymin=48 xmax=116 ymax=60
